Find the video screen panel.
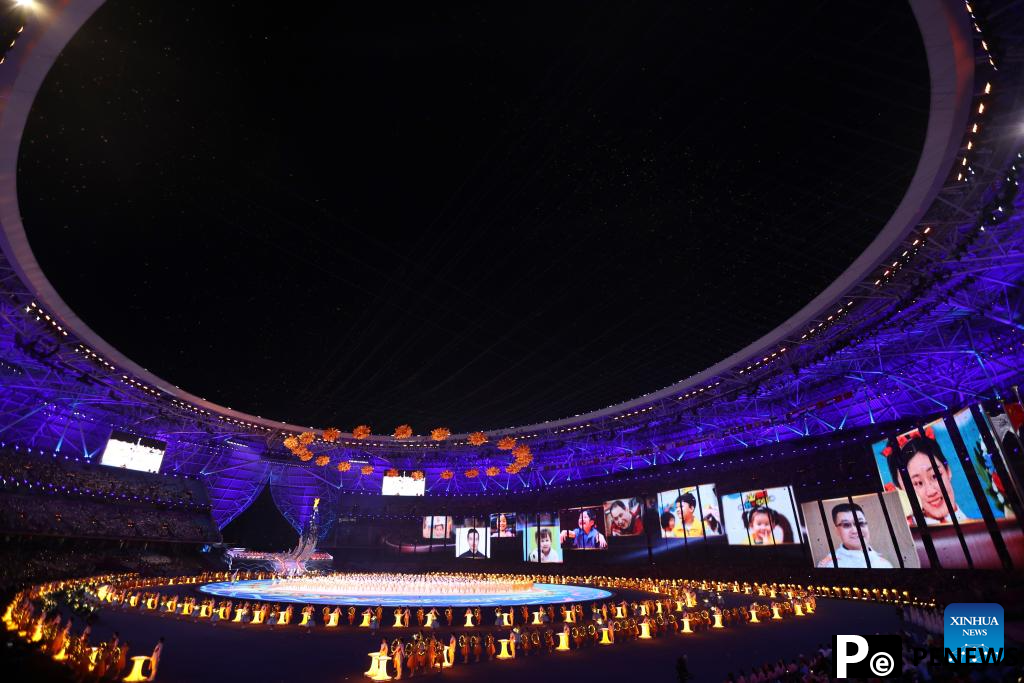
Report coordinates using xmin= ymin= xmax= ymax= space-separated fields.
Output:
xmin=802 ymin=491 xmax=919 ymax=569
xmin=490 ymin=512 xmax=517 ymax=537
xmin=522 ymin=513 xmax=562 ymax=563
xmin=602 ymin=497 xmax=647 ymax=537
xmin=454 ymin=525 xmax=490 ymax=559
xmin=421 ymin=516 xmax=453 ymax=540
xmin=953 ymin=407 xmax=1016 ymax=522
xmin=872 ymin=412 xmax=1023 ymax=569
xmin=655 ymin=484 xmax=723 ymax=539
xmin=872 ymin=418 xmax=987 ymax=527
xmin=100 ymin=431 xmax=166 ymax=474
xmin=381 ymin=475 xmax=426 ymax=496
xmin=721 ymin=486 xmax=801 ymax=545
xmin=559 ymin=506 xmax=607 ymax=549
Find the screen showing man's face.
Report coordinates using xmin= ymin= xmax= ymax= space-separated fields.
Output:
xmin=581 ymin=511 xmax=594 ymax=533
xmin=610 ymin=505 xmax=631 ymax=531
xmin=834 ymin=510 xmax=869 ymax=550
xmin=468 ymin=531 xmax=479 ymax=552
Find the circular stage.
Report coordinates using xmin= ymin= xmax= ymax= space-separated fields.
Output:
xmin=199 ymin=579 xmax=613 ymax=607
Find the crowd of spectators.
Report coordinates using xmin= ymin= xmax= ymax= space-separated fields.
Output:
xmin=0 ymin=493 xmax=218 ymax=542
xmin=0 ymin=444 xmax=209 ymax=511
xmin=720 ymin=649 xmax=830 ymax=683
xmin=0 ymin=444 xmax=219 ymax=544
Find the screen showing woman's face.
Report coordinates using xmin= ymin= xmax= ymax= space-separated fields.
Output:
xmin=904 ymin=452 xmax=955 ymax=520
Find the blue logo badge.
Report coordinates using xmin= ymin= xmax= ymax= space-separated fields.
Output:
xmin=944 ymin=603 xmax=1004 ymax=663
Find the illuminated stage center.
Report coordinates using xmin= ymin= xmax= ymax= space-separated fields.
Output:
xmin=200 ymin=573 xmax=613 ymax=607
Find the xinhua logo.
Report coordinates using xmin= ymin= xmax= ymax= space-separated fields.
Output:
xmin=944 ymin=603 xmax=1004 ymax=663
xmin=833 ymin=635 xmax=901 ymax=678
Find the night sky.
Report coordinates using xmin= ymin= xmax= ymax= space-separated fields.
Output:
xmin=19 ymin=1 xmax=929 ymax=433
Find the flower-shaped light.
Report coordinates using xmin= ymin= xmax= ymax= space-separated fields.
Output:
xmin=512 ymin=444 xmax=532 ymax=460
xmin=283 ymin=436 xmax=299 ymax=451
xmin=336 ymin=461 xmax=352 ymax=472
xmin=315 ymin=455 xmax=330 ymax=467
xmin=468 ymin=431 xmax=488 ymax=446
xmin=430 ymin=427 xmax=451 ymax=442
xmin=497 ymin=436 xmax=516 ymax=451
xmin=360 ymin=464 xmax=374 ymax=475
xmin=411 ymin=470 xmax=425 ymax=480
xmin=440 ymin=470 xmax=454 ymax=480
xmin=393 ymin=424 xmax=413 ymax=440
xmin=485 ymin=466 xmax=500 ymax=477
xmin=505 ymin=464 xmax=521 ymax=474
xmin=464 ymin=468 xmax=479 ymax=479
xmin=298 ymin=431 xmax=316 ymax=446
xmin=322 ymin=427 xmax=341 ymax=443
xmin=385 ymin=468 xmax=399 ymax=477
xmin=297 ymin=450 xmax=313 ymax=462
xmin=352 ymin=425 xmax=372 ymax=440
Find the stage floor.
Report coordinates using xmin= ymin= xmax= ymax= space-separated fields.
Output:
xmin=198 ymin=579 xmax=613 ymax=607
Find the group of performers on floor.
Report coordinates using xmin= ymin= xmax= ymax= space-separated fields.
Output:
xmin=270 ymin=571 xmax=533 ymax=596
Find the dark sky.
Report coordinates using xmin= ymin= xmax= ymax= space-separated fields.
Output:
xmin=19 ymin=1 xmax=929 ymax=433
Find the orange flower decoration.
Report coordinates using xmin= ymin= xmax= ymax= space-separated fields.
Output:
xmin=411 ymin=470 xmax=425 ymax=480
xmin=440 ymin=470 xmax=454 ymax=480
xmin=322 ymin=427 xmax=341 ymax=443
xmin=352 ymin=425 xmax=372 ymax=440
xmin=505 ymin=464 xmax=521 ymax=474
xmin=336 ymin=461 xmax=352 ymax=472
xmin=468 ymin=431 xmax=488 ymax=446
xmin=299 ymin=431 xmax=316 ymax=446
xmin=497 ymin=436 xmax=516 ymax=451
xmin=315 ymin=455 xmax=330 ymax=467
xmin=512 ymin=444 xmax=531 ymax=459
xmin=360 ymin=465 xmax=374 ymax=475
xmin=464 ymin=468 xmax=479 ymax=478
xmin=393 ymin=424 xmax=413 ymax=440
xmin=283 ymin=436 xmax=299 ymax=451
xmin=485 ymin=466 xmax=500 ymax=477
xmin=298 ymin=450 xmax=313 ymax=462
xmin=385 ymin=468 xmax=400 ymax=477
xmin=430 ymin=427 xmax=451 ymax=442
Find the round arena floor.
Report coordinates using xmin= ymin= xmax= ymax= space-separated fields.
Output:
xmin=199 ymin=579 xmax=613 ymax=607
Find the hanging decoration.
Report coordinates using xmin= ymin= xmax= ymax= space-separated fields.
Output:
xmin=360 ymin=464 xmax=374 ymax=475
xmin=393 ymin=424 xmax=413 ymax=440
xmin=385 ymin=467 xmax=399 ymax=477
xmin=497 ymin=436 xmax=516 ymax=451
xmin=468 ymin=431 xmax=488 ymax=446
xmin=322 ymin=427 xmax=341 ymax=443
xmin=298 ymin=431 xmax=316 ymax=446
xmin=440 ymin=470 xmax=454 ymax=480
xmin=485 ymin=466 xmax=500 ymax=477
xmin=297 ymin=450 xmax=313 ymax=462
xmin=352 ymin=425 xmax=372 ymax=440
xmin=411 ymin=470 xmax=425 ymax=480
xmin=283 ymin=436 xmax=299 ymax=452
xmin=430 ymin=427 xmax=451 ymax=441
xmin=315 ymin=455 xmax=330 ymax=467
xmin=505 ymin=464 xmax=521 ymax=474
xmin=336 ymin=461 xmax=352 ymax=472
xmin=464 ymin=468 xmax=479 ymax=478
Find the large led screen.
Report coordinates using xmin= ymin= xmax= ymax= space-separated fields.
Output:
xmin=489 ymin=512 xmax=517 ymax=537
xmin=655 ymin=484 xmax=723 ymax=539
xmin=559 ymin=506 xmax=607 ymax=550
xmin=873 ymin=419 xmax=986 ymax=527
xmin=721 ymin=486 xmax=801 ymax=546
xmin=872 ymin=412 xmax=1024 ymax=568
xmin=602 ymin=497 xmax=647 ymax=537
xmin=802 ymin=491 xmax=919 ymax=569
xmin=454 ymin=525 xmax=490 ymax=559
xmin=100 ymin=431 xmax=166 ymax=474
xmin=381 ymin=475 xmax=426 ymax=496
xmin=522 ymin=513 xmax=562 ymax=563
xmin=421 ymin=516 xmax=453 ymax=540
